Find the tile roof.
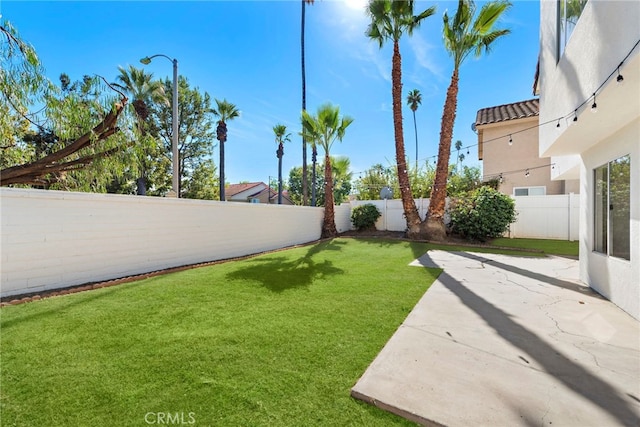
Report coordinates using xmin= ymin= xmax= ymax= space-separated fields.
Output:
xmin=225 ymin=182 xmax=264 ymax=197
xmin=475 ymin=98 xmax=539 ymax=126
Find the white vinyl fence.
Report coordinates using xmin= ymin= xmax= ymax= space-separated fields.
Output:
xmin=1 ymin=188 xmax=323 ymax=298
xmin=335 ymin=194 xmax=580 ymax=241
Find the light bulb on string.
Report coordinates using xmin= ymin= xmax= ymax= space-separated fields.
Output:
xmin=573 ymin=110 xmax=578 ymax=123
xmin=591 ymin=93 xmax=598 ymax=113
xmin=556 ymin=119 xmax=561 ymax=128
xmin=508 ymin=135 xmax=513 ymax=146
xmin=525 ymin=169 xmax=530 ymax=178
xmin=617 ymin=63 xmax=624 ymax=84
xmin=499 ymin=174 xmax=503 ymax=184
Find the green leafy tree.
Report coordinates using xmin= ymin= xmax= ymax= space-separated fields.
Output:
xmin=288 ymin=164 xmax=321 ymax=206
xmin=427 ymin=0 xmax=511 ymax=240
xmin=150 ymin=76 xmax=216 ymax=197
xmin=273 ymin=124 xmax=291 ymax=204
xmin=406 ymin=89 xmax=422 ymax=168
xmin=447 ymin=165 xmax=482 ymax=196
xmin=212 ymin=99 xmax=240 ymax=201
xmin=301 ymin=103 xmax=353 ymax=237
xmin=1 ymin=21 xmax=129 ymax=188
xmin=287 ymin=155 xmax=351 ymax=207
xmin=182 ymin=159 xmax=219 ymax=200
xmin=0 ymin=21 xmax=45 ymax=145
xmin=353 ymin=163 xmax=396 ymax=200
xmin=366 ymin=0 xmax=436 ymax=239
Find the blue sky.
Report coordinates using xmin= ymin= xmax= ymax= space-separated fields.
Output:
xmin=1 ymin=0 xmax=539 ymax=185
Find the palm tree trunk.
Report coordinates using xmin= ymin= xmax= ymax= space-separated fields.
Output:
xmin=413 ymin=109 xmax=418 ymax=169
xmin=219 ymin=140 xmax=225 ymax=201
xmin=277 ymin=143 xmax=283 ymax=204
xmin=311 ymin=146 xmax=317 ymax=206
xmin=391 ymin=41 xmax=422 ymax=237
xmin=321 ymin=154 xmax=337 ymax=238
xmin=301 ymin=0 xmax=308 ymax=206
xmin=426 ymin=68 xmax=459 ymax=240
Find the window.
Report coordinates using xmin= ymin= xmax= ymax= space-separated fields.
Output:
xmin=558 ymin=0 xmax=588 ymax=58
xmin=594 ymin=155 xmax=630 ymax=260
xmin=514 ymin=187 xmax=546 ymax=196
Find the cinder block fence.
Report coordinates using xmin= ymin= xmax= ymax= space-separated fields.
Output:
xmin=1 ymin=188 xmax=578 ymax=298
xmin=0 ymin=188 xmax=323 ymax=298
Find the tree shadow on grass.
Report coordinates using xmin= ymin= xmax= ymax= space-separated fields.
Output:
xmin=341 ymin=237 xmax=432 ymax=261
xmin=225 ymin=239 xmax=346 ymax=293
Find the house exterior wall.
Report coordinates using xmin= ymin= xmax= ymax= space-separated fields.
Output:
xmin=479 ymin=117 xmax=567 ymax=196
xmin=1 ymin=188 xmax=323 ymax=298
xmin=580 ymin=119 xmax=639 ymax=320
xmin=539 ymin=0 xmax=640 ymax=319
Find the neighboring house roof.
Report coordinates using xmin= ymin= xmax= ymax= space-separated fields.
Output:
xmin=226 ymin=182 xmax=265 ymax=198
xmin=475 ymin=98 xmax=539 ymax=126
xmin=225 ymin=182 xmax=294 ymax=204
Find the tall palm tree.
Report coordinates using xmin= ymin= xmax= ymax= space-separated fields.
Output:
xmin=211 ymin=99 xmax=240 ymax=201
xmin=406 ymin=88 xmax=422 ymax=169
xmin=273 ymin=124 xmax=291 ymax=204
xmin=426 ymin=0 xmax=511 ymax=240
xmin=115 ymin=65 xmax=167 ymax=195
xmin=301 ymin=0 xmax=315 ymax=206
xmin=301 ymin=103 xmax=353 ymax=238
xmin=366 ymin=0 xmax=435 ymax=239
xmin=454 ymin=139 xmax=463 ymax=172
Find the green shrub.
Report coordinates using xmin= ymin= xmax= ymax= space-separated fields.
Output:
xmin=351 ymin=204 xmax=382 ymax=231
xmin=449 ymin=186 xmax=517 ymax=241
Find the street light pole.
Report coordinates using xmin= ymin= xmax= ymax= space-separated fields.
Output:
xmin=140 ymin=54 xmax=179 ymax=198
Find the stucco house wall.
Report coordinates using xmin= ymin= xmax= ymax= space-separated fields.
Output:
xmin=479 ymin=116 xmax=567 ymax=196
xmin=539 ymin=0 xmax=640 ymax=319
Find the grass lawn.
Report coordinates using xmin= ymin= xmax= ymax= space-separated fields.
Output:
xmin=489 ymin=237 xmax=579 ymax=257
xmin=1 ymin=238 xmax=444 ymax=427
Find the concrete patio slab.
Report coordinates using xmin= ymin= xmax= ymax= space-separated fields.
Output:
xmin=351 ymin=250 xmax=640 ymax=426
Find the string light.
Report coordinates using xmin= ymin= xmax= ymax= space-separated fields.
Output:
xmin=499 ymin=173 xmax=504 ymax=184
xmin=617 ymin=63 xmax=624 ymax=84
xmin=525 ymin=169 xmax=530 ymax=177
xmin=591 ymin=93 xmax=598 ymax=113
xmin=350 ymin=39 xmax=639 ymax=184
xmin=508 ymin=135 xmax=513 ymax=146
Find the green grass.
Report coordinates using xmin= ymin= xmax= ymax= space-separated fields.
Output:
xmin=1 ymin=238 xmax=444 ymax=427
xmin=489 ymin=238 xmax=579 ymax=257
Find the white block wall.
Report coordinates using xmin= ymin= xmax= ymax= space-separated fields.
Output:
xmin=1 ymin=188 xmax=323 ymax=298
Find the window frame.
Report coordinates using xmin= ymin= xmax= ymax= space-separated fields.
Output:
xmin=513 ymin=186 xmax=546 ymax=197
xmin=557 ymin=0 xmax=588 ymax=60
xmin=593 ymin=155 xmax=631 ymax=261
